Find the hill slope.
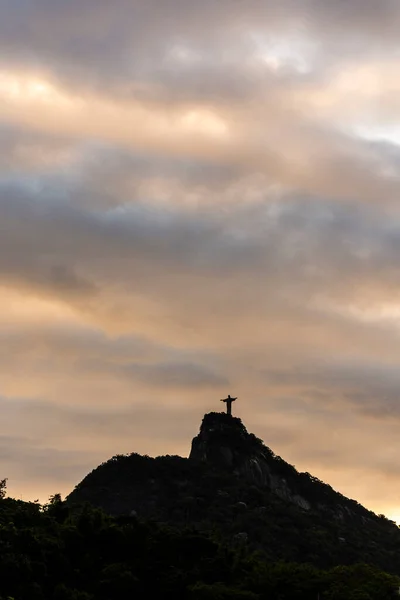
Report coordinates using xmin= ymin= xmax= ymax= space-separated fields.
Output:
xmin=67 ymin=412 xmax=400 ymax=572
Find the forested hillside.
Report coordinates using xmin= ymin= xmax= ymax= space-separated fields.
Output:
xmin=0 ymin=481 xmax=399 ymax=600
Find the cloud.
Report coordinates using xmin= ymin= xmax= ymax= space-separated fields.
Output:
xmin=263 ymin=359 xmax=400 ymax=419
xmin=121 ymin=361 xmax=228 ymax=388
xmin=3 ymin=180 xmax=400 ymax=311
xmin=1 ymin=0 xmax=400 ymax=518
xmin=1 ymin=1 xmax=400 ymax=88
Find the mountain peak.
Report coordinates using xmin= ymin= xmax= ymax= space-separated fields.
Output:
xmin=189 ymin=411 xmax=261 ymax=469
xmin=67 ymin=408 xmax=400 ymax=573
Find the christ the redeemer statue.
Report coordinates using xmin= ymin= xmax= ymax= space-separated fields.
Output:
xmin=220 ymin=394 xmax=237 ymax=416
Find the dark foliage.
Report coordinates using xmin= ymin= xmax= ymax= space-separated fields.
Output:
xmin=0 ymin=485 xmax=399 ymax=600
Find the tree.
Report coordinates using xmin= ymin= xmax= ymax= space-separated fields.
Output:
xmin=0 ymin=478 xmax=7 ymax=499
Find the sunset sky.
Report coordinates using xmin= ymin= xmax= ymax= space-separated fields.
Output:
xmin=2 ymin=0 xmax=400 ymax=520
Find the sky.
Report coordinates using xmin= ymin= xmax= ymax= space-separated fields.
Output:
xmin=1 ymin=0 xmax=400 ymax=520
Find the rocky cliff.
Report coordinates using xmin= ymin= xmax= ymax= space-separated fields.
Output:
xmin=190 ymin=412 xmax=312 ymax=510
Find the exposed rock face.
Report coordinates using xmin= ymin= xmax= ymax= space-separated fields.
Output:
xmin=189 ymin=412 xmax=311 ymax=511
xmin=189 ymin=413 xmax=251 ymax=468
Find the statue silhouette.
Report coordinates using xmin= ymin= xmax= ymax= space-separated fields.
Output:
xmin=220 ymin=394 xmax=237 ymax=416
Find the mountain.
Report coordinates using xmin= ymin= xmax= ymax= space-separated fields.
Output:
xmin=67 ymin=411 xmax=400 ymax=572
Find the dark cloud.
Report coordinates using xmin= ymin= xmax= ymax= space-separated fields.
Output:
xmin=1 ymin=0 xmax=399 ymax=105
xmin=0 ymin=325 xmax=228 ymax=407
xmin=0 ymin=395 xmax=189 ymax=436
xmin=264 ymin=359 xmax=400 ymax=420
xmin=2 ymin=178 xmax=400 ymax=310
xmin=47 ymin=265 xmax=97 ymax=295
xmin=121 ymin=361 xmax=228 ymax=388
